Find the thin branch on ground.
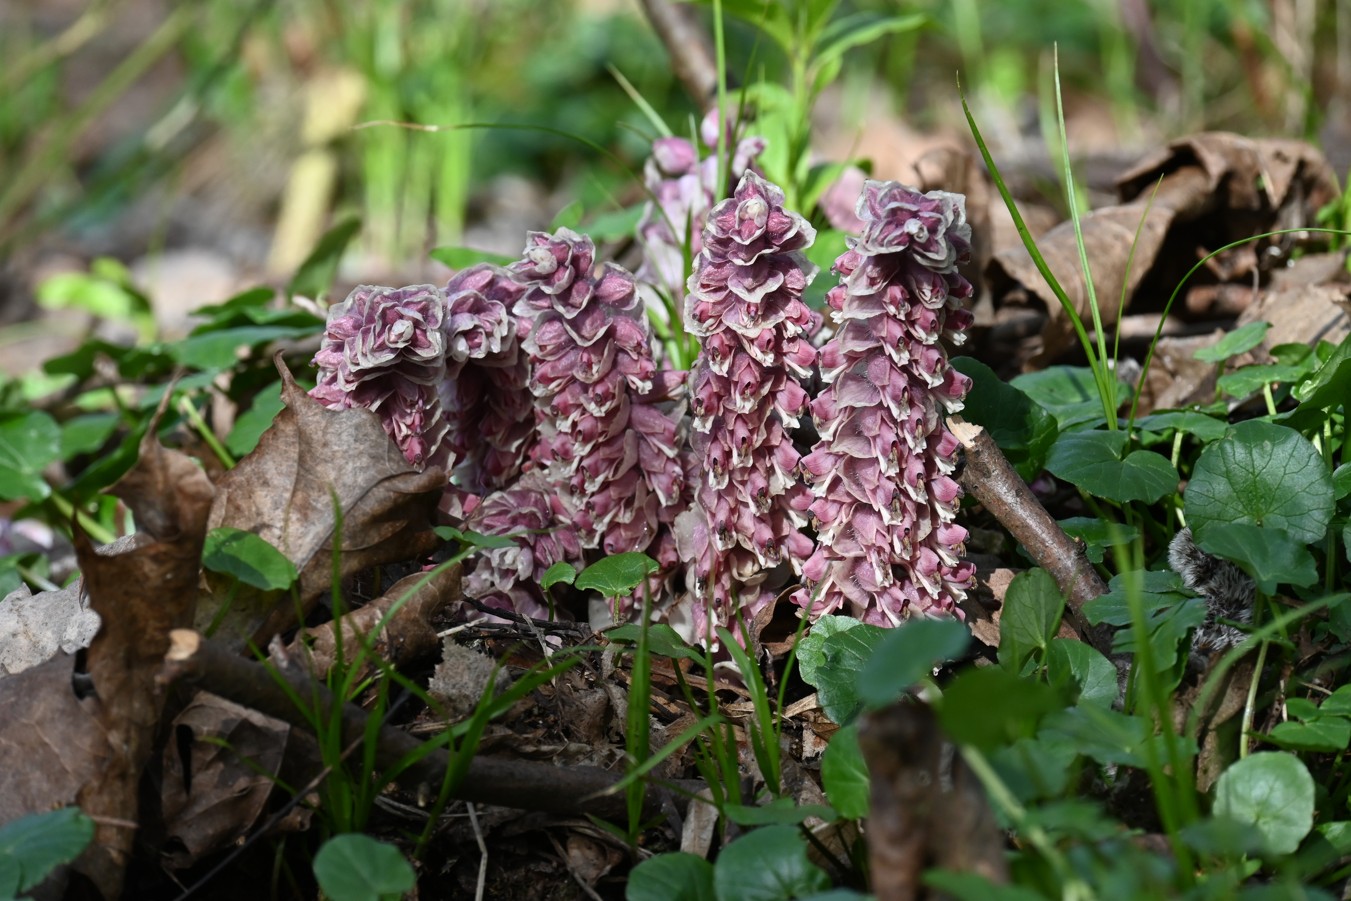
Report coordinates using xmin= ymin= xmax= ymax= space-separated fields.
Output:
xmin=948 ymin=416 xmax=1113 ymax=654
xmin=158 ymin=629 xmax=702 ymax=820
xmin=460 ymin=597 xmax=594 ymax=636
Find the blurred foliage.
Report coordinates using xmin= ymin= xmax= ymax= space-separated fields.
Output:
xmin=0 ymin=0 xmax=1344 ymax=266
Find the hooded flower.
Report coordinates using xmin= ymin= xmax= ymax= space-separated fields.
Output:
xmin=795 ymin=180 xmax=976 ymax=625
xmin=636 ymin=109 xmax=766 ymax=306
xmin=462 ymin=469 xmax=583 ymax=621
xmin=439 ymin=264 xmax=535 ymax=493
xmin=311 ymin=284 xmax=451 ymax=470
xmin=673 ymin=171 xmax=819 ymax=642
xmin=509 ymin=229 xmax=685 ymax=563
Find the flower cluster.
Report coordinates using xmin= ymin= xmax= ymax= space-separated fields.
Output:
xmin=462 ymin=469 xmax=583 ymax=621
xmin=310 ymin=284 xmax=451 ymax=470
xmin=674 ymin=171 xmax=819 ymax=639
xmin=509 ymin=228 xmax=685 ymax=559
xmin=796 ymin=180 xmax=976 ymax=624
xmin=438 ymin=264 xmax=534 ymax=493
xmin=636 ymin=111 xmax=766 ymax=305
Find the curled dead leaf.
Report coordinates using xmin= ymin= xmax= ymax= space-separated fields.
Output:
xmin=202 ymin=356 xmax=444 ymax=650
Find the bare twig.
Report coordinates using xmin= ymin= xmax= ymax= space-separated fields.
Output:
xmin=637 ymin=0 xmax=718 ymax=110
xmin=948 ymin=416 xmax=1112 ymax=654
xmin=461 ymin=596 xmax=593 ymax=636
xmin=159 ymin=630 xmax=700 ymax=820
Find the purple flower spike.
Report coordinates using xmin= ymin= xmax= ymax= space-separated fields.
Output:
xmin=510 ymin=229 xmax=685 ymax=560
xmin=635 ymin=114 xmax=766 ymax=307
xmin=311 ymin=284 xmax=451 ymax=470
xmin=675 ymin=171 xmax=820 ymax=641
xmin=463 ymin=470 xmax=583 ymax=622
xmin=439 ymin=264 xmax=534 ymax=492
xmin=795 ymin=180 xmax=976 ymax=626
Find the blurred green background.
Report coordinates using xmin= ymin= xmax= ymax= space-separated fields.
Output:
xmin=0 ymin=0 xmax=1344 ymax=333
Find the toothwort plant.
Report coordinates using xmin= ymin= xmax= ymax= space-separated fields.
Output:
xmin=509 ymin=229 xmax=686 ymax=570
xmin=439 ymin=264 xmax=534 ymax=494
xmin=674 ymin=171 xmax=819 ymax=641
xmin=795 ymin=181 xmax=976 ymax=625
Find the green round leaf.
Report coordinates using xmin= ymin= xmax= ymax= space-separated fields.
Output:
xmin=800 ymin=622 xmax=886 ymax=725
xmin=1292 ymin=334 xmax=1351 ymax=408
xmin=723 ymin=799 xmax=836 ymax=826
xmin=1264 ymin=718 xmax=1351 ymax=754
xmin=1195 ymin=522 xmax=1318 ymax=596
xmin=1185 ymin=421 xmax=1334 ymax=545
xmin=821 ymin=723 xmax=869 ymax=820
xmin=1010 ymin=366 xmax=1108 ymax=430
xmin=540 ymin=561 xmax=578 ymax=591
xmin=951 ymin=356 xmax=1058 ymax=479
xmin=202 ymin=527 xmax=298 ymax=590
xmin=1213 ymin=751 xmax=1314 ymax=855
xmin=627 ymin=852 xmax=715 ymax=901
xmin=857 ymin=617 xmax=970 ymax=711
xmin=939 ymin=668 xmax=1066 ymax=751
xmin=989 ymin=736 xmax=1077 ymax=802
xmin=0 ymin=807 xmax=95 ymax=896
xmin=1133 ymin=411 xmax=1228 ymax=445
xmin=312 ymin=834 xmax=415 ymax=901
xmin=225 ymin=383 xmax=285 ymax=458
xmin=607 ymin=624 xmax=703 ymax=662
xmin=288 ymin=216 xmax=361 ymax=302
xmin=0 ymin=412 xmax=61 ymax=501
xmin=574 ymin=552 xmax=659 ymax=598
xmin=1333 ymin=463 xmax=1351 ymax=500
xmin=59 ymin=413 xmax=119 ymax=461
xmin=712 ymin=826 xmax=830 ymax=901
xmin=1046 ymin=430 xmax=1178 ymax=504
xmin=796 ymin=615 xmax=866 ymax=687
xmin=1045 ymin=638 xmax=1118 ymax=708
xmin=1057 ymin=517 xmax=1140 ymax=564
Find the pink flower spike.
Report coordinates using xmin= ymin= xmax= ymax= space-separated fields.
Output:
xmin=674 ymin=171 xmax=820 ymax=643
xmin=310 ymin=284 xmax=451 ymax=471
xmin=509 ymin=228 xmax=686 ymax=587
xmin=794 ymin=180 xmax=975 ymax=625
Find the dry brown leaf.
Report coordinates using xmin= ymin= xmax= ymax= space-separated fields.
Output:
xmin=983 ymin=132 xmax=1338 ymax=370
xmin=986 ymin=200 xmax=1174 ymax=368
xmin=0 ymin=428 xmax=220 ymax=899
xmin=284 ymin=563 xmax=461 ymax=682
xmin=0 ymin=653 xmax=110 ymax=823
xmin=203 ymin=356 xmax=444 ymax=650
xmin=160 ymin=693 xmax=290 ymax=869
xmin=75 ymin=432 xmax=214 ymax=897
xmin=1236 ymin=254 xmax=1351 ymax=349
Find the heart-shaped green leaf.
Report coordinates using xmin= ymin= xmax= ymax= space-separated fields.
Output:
xmin=1046 ymin=430 xmax=1178 ymax=504
xmin=574 ymin=552 xmax=659 ymax=598
xmin=1195 ymin=522 xmax=1318 ymax=595
xmin=1184 ymin=420 xmax=1334 ymax=545
xmin=1213 ymin=752 xmax=1314 ymax=855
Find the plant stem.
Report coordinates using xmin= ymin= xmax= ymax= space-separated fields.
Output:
xmin=178 ymin=395 xmax=235 ymax=469
xmin=1239 ymin=638 xmax=1270 ymax=760
xmin=47 ymin=491 xmax=116 ymax=546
